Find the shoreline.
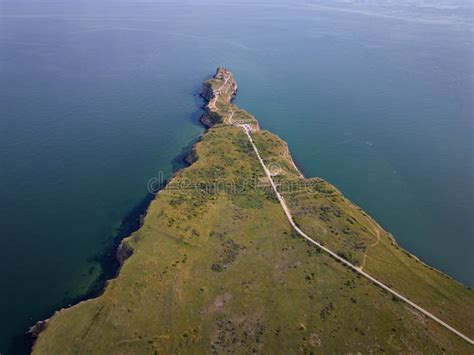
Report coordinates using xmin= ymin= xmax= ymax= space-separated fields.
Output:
xmin=26 ymin=94 xmax=208 ymax=352
xmin=25 ymin=191 xmax=157 ymax=348
xmin=30 ymin=68 xmax=474 ymax=352
xmin=27 ymin=68 xmax=231 ymax=350
xmin=201 ymin=67 xmax=471 ymax=292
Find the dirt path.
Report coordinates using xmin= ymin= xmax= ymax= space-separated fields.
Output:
xmin=207 ymin=74 xmax=233 ymax=120
xmin=360 ymin=227 xmax=380 ymax=270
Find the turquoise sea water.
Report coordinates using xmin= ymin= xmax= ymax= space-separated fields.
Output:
xmin=0 ymin=0 xmax=472 ymax=353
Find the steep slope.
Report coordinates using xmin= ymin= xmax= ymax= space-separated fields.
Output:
xmin=32 ymin=68 xmax=473 ymax=354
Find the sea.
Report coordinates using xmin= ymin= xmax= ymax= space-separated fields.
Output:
xmin=0 ymin=0 xmax=472 ymax=353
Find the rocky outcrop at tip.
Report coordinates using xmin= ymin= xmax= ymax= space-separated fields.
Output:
xmin=200 ymin=67 xmax=258 ymax=129
xmin=200 ymin=67 xmax=237 ymax=127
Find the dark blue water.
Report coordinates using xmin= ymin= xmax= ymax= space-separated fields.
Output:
xmin=0 ymin=0 xmax=472 ymax=353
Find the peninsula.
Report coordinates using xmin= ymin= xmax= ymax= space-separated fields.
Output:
xmin=32 ymin=68 xmax=474 ymax=353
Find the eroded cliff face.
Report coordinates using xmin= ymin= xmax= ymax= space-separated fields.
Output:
xmin=201 ymin=80 xmax=214 ymax=102
xmin=116 ymin=239 xmax=134 ymax=266
xmin=27 ymin=320 xmax=49 ymax=339
xmin=184 ymin=148 xmax=198 ymax=165
xmin=201 ymin=67 xmax=243 ymax=128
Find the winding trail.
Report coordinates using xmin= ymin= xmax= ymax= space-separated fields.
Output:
xmin=360 ymin=227 xmax=380 ymax=270
xmin=207 ymin=74 xmax=230 ymax=111
xmin=208 ymin=72 xmax=237 ymax=124
xmin=238 ymin=123 xmax=474 ymax=346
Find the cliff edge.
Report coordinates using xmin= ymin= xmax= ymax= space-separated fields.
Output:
xmin=200 ymin=67 xmax=259 ymax=130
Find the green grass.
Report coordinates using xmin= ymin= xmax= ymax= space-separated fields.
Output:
xmin=252 ymin=129 xmax=474 ymax=338
xmin=33 ymin=126 xmax=473 ymax=354
xmin=33 ymin=70 xmax=474 ymax=354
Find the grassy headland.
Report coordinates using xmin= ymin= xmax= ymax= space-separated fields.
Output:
xmin=32 ymin=68 xmax=473 ymax=354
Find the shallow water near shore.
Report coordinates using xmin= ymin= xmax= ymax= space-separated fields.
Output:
xmin=0 ymin=0 xmax=472 ymax=353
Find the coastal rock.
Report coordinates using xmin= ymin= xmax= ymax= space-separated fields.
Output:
xmin=201 ymin=80 xmax=214 ymax=101
xmin=184 ymin=149 xmax=198 ymax=165
xmin=27 ymin=320 xmax=49 ymax=338
xmin=199 ymin=67 xmax=245 ymax=128
xmin=116 ymin=240 xmax=133 ymax=266
xmin=200 ymin=110 xmax=223 ymax=127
